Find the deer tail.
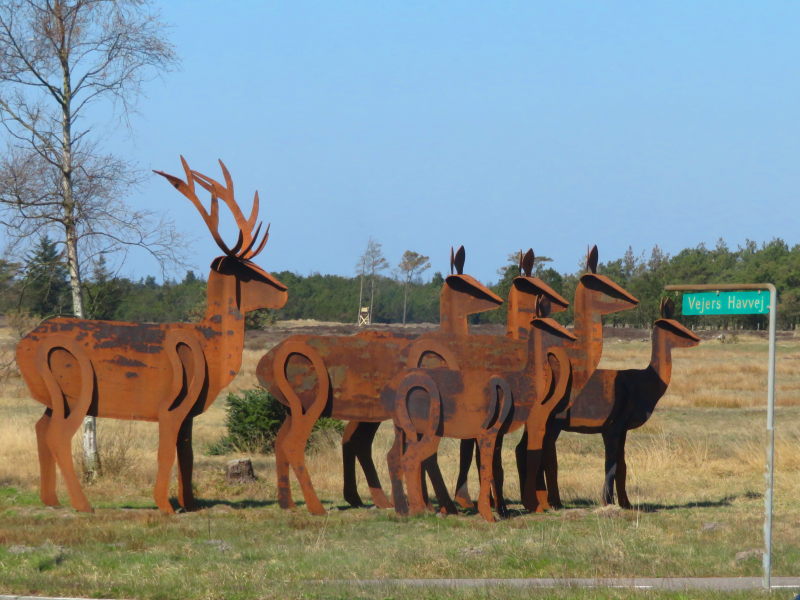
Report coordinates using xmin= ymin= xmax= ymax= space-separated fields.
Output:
xmin=272 ymin=340 xmax=330 ymax=421
xmin=393 ymin=370 xmax=441 ymax=441
xmin=481 ymin=376 xmax=513 ymax=434
xmin=35 ymin=336 xmax=95 ymax=427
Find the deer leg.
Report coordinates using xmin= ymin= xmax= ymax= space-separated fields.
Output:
xmin=342 ymin=421 xmax=365 ymax=507
xmin=176 ymin=417 xmax=196 ymax=511
xmin=155 ymin=385 xmax=198 ymax=513
xmin=601 ymin=429 xmax=622 ymax=506
xmin=402 ymin=434 xmax=440 ymax=516
xmin=275 ymin=417 xmax=295 ymax=509
xmin=35 ymin=412 xmax=59 ymax=507
xmin=454 ymin=439 xmax=476 ymax=509
xmin=348 ymin=421 xmax=392 ymax=509
xmin=387 ymin=425 xmax=408 ymax=515
xmin=285 ymin=415 xmax=325 ymax=515
xmin=155 ymin=401 xmax=196 ymax=514
xmin=543 ymin=425 xmax=563 ymax=509
xmin=615 ymin=430 xmax=632 ymax=509
xmin=420 ymin=458 xmax=433 ymax=512
xmin=515 ymin=429 xmax=528 ymax=493
xmin=154 ymin=415 xmax=181 ymax=514
xmin=38 ymin=344 xmax=94 ymax=513
xmin=422 ymin=452 xmax=458 ymax=515
xmin=272 ymin=342 xmax=329 ymax=515
xmin=492 ymin=434 xmax=509 ymax=518
xmin=45 ymin=401 xmax=92 ymax=513
xmin=521 ymin=424 xmax=550 ymax=513
xmin=475 ymin=434 xmax=497 ymax=523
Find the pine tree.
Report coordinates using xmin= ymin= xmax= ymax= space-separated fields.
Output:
xmin=22 ymin=236 xmax=70 ymax=317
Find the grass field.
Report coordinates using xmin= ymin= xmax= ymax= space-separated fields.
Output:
xmin=0 ymin=325 xmax=798 ymax=599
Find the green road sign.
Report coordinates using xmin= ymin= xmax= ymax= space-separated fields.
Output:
xmin=682 ymin=290 xmax=770 ymax=315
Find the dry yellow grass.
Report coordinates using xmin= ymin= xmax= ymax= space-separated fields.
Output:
xmin=1 ymin=324 xmax=798 ymax=512
xmin=598 ymin=333 xmax=800 ymax=408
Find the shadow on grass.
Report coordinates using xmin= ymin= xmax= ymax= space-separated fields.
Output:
xmin=192 ymin=497 xmax=278 ymax=510
xmin=557 ymin=495 xmax=741 ymax=513
xmin=633 ymin=496 xmax=739 ymax=513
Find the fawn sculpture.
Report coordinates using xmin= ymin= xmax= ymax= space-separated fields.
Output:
xmin=548 ymin=297 xmax=700 ymax=508
xmin=518 ymin=245 xmax=640 ymax=510
xmin=256 ymin=246 xmax=503 ymax=515
xmin=385 ymin=295 xmax=575 ymax=521
xmin=16 ymin=157 xmax=287 ymax=513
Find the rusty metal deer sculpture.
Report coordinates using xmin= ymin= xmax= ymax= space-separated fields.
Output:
xmin=16 ymin=157 xmax=287 ymax=513
xmin=451 ymin=249 xmax=569 ymax=510
xmin=547 ymin=297 xmax=700 ymax=508
xmin=256 ymin=246 xmax=503 ymax=515
xmin=518 ymin=245 xmax=640 ymax=510
xmin=385 ymin=294 xmax=575 ymax=521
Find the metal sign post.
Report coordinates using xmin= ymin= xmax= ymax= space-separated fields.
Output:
xmin=665 ymin=283 xmax=777 ymax=590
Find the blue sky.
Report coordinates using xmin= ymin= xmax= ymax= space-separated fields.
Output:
xmin=110 ymin=1 xmax=799 ymax=283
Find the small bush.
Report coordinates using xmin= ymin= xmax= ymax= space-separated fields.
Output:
xmin=207 ymin=388 xmax=344 ymax=455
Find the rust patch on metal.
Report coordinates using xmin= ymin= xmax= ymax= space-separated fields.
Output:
xmin=109 ymin=355 xmax=147 ymax=368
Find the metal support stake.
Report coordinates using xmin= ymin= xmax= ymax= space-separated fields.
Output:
xmin=666 ymin=283 xmax=777 ymax=590
xmin=763 ymin=284 xmax=777 ymax=590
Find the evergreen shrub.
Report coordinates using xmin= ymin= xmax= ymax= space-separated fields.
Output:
xmin=207 ymin=388 xmax=344 ymax=455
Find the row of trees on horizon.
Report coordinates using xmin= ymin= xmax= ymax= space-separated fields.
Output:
xmin=2 ymin=235 xmax=798 ymax=331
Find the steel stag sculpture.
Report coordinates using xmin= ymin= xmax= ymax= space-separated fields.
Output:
xmin=16 ymin=157 xmax=287 ymax=513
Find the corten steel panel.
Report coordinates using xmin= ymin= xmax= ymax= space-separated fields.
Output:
xmin=16 ymin=157 xmax=287 ymax=513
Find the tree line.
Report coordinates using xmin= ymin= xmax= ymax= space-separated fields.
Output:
xmin=3 ymin=236 xmax=799 ymax=331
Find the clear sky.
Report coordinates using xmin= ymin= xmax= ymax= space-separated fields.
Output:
xmin=109 ymin=1 xmax=800 ymax=284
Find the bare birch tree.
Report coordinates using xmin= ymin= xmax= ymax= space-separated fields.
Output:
xmin=355 ymin=237 xmax=388 ymax=323
xmin=0 ymin=0 xmax=178 ymax=478
xmin=398 ymin=250 xmax=429 ymax=324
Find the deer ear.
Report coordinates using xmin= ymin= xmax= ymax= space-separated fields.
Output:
xmin=454 ymin=245 xmax=465 ymax=275
xmin=587 ymin=245 xmax=599 ymax=274
xmin=536 ymin=295 xmax=552 ymax=318
xmin=522 ymin=249 xmax=534 ymax=277
xmin=450 ymin=246 xmax=455 ymax=275
xmin=661 ymin=297 xmax=675 ymax=319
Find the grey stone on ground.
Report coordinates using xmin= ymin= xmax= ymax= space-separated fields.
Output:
xmin=226 ymin=458 xmax=256 ymax=482
xmin=734 ymin=549 xmax=763 ymax=562
xmin=203 ymin=539 xmax=233 ymax=552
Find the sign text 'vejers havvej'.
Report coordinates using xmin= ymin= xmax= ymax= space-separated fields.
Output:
xmin=682 ymin=291 xmax=770 ymax=316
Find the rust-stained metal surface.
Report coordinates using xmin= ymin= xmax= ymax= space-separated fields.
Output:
xmin=257 ymin=247 xmax=511 ymax=514
xmin=16 ymin=157 xmax=287 ymax=513
xmin=384 ymin=295 xmax=576 ymax=521
xmin=549 ymin=297 xmax=700 ymax=507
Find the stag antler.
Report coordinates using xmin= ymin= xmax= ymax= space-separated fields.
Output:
xmin=154 ymin=156 xmax=269 ymax=260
